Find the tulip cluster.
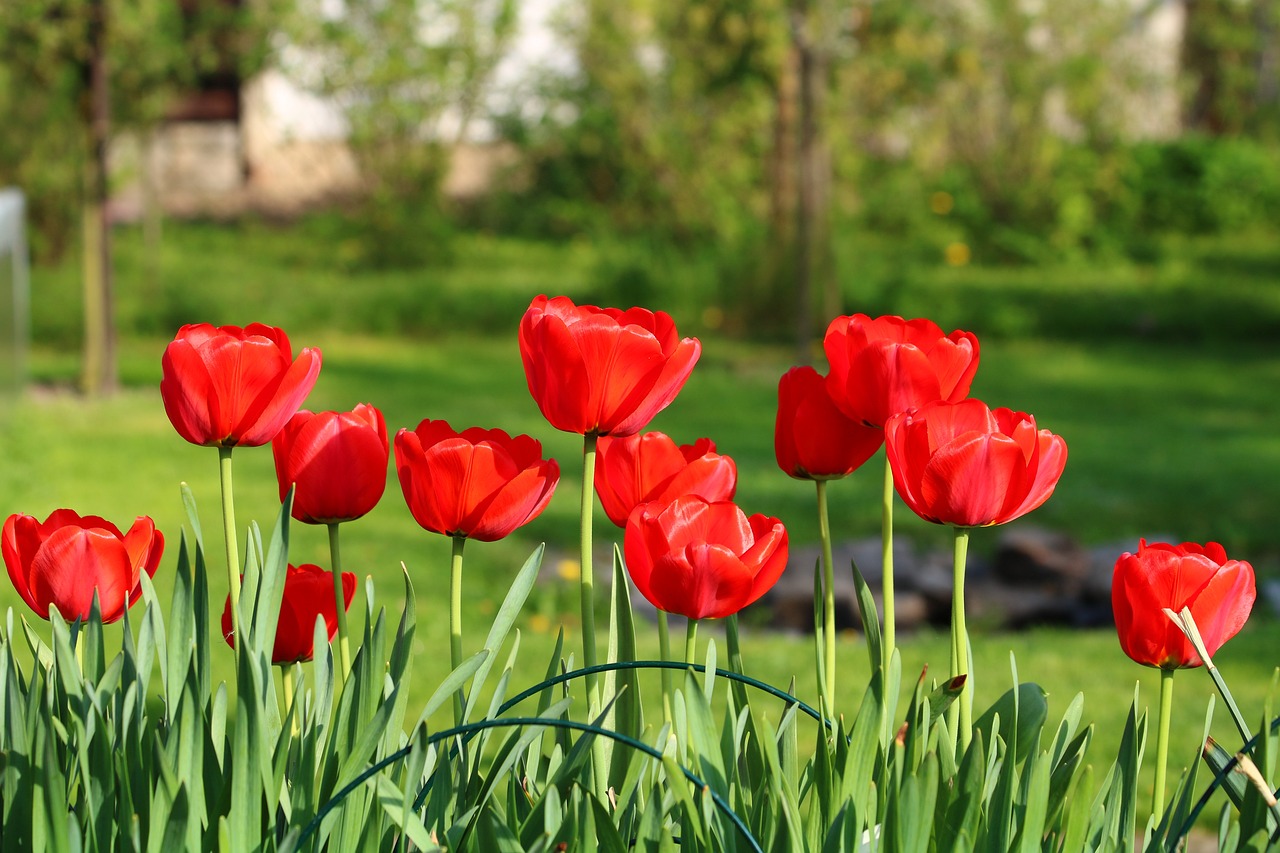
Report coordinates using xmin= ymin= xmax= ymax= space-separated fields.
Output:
xmin=3 ymin=291 xmax=1261 ymax=843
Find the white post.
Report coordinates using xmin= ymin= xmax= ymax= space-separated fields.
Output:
xmin=0 ymin=189 xmax=30 ymax=389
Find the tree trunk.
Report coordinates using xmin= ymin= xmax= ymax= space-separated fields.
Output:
xmin=794 ymin=3 xmax=836 ymax=362
xmin=81 ymin=0 xmax=117 ymax=397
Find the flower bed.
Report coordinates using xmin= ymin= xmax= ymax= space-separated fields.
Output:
xmin=0 ymin=299 xmax=1269 ymax=851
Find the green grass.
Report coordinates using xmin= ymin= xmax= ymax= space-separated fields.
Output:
xmin=9 ymin=219 xmax=1280 ymax=828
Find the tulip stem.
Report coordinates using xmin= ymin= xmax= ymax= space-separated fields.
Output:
xmin=580 ymin=434 xmax=600 ymax=684
xmin=881 ymin=453 xmax=895 ymax=676
xmin=815 ymin=479 xmax=837 ymax=718
xmin=282 ymin=664 xmax=300 ymax=738
xmin=218 ymin=446 xmax=241 ymax=617
xmin=685 ymin=618 xmax=699 ymax=667
xmin=950 ymin=527 xmax=972 ymax=753
xmin=1154 ymin=667 xmax=1175 ymax=823
xmin=657 ymin=610 xmax=674 ymax=725
xmin=449 ymin=535 xmax=467 ymax=727
xmin=327 ymin=523 xmax=352 ymax=680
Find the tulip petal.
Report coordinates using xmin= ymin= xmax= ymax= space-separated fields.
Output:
xmin=2 ymin=514 xmax=42 ymax=614
xmin=28 ymin=527 xmax=132 ymax=622
xmin=649 ymin=544 xmax=754 ymax=620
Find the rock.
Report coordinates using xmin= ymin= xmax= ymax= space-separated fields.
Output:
xmin=993 ymin=526 xmax=1090 ymax=591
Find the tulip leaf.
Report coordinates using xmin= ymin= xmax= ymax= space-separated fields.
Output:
xmin=417 ymin=650 xmax=488 ymax=729
xmin=850 ymin=557 xmax=882 ymax=678
xmin=973 ymin=682 xmax=1048 ymax=766
xmin=179 ymin=481 xmax=204 ymax=554
xmin=166 ymin=534 xmax=195 ymax=714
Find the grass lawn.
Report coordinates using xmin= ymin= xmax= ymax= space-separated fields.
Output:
xmin=7 ymin=220 xmax=1280 ymax=826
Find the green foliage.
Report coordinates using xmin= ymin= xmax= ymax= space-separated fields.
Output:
xmin=0 ymin=479 xmax=1266 ymax=849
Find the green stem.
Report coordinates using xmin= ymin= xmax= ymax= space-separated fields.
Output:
xmin=219 ymin=446 xmax=241 ymax=615
xmin=327 ymin=523 xmax=352 ymax=679
xmin=580 ymin=434 xmax=599 ymax=685
xmin=816 ymin=479 xmax=836 ymax=718
xmin=950 ymin=528 xmax=972 ymax=752
xmin=282 ymin=664 xmax=300 ymax=738
xmin=657 ymin=610 xmax=674 ymax=725
xmin=1154 ymin=667 xmax=1175 ymax=823
xmin=685 ymin=618 xmax=699 ymax=667
xmin=451 ymin=535 xmax=467 ymax=726
xmin=881 ymin=452 xmax=895 ymax=674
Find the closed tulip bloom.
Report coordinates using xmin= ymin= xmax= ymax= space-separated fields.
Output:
xmin=3 ymin=509 xmax=164 ymax=623
xmin=519 ymin=295 xmax=701 ymax=436
xmin=273 ymin=404 xmax=389 ymax=524
xmin=221 ymin=563 xmax=357 ymax=665
xmin=161 ymin=323 xmax=322 ymax=448
xmin=395 ymin=420 xmax=560 ymax=542
xmin=885 ymin=399 xmax=1067 ymax=528
xmin=775 ymin=366 xmax=884 ymax=480
xmin=624 ymin=495 xmax=788 ymax=621
xmin=1113 ymin=540 xmax=1255 ymax=669
xmin=595 ymin=432 xmax=737 ymax=528
xmin=824 ymin=314 xmax=980 ymax=428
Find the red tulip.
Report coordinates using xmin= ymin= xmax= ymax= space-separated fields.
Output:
xmin=161 ymin=323 xmax=322 ymax=448
xmin=221 ymin=563 xmax=357 ymax=665
xmin=823 ymin=314 xmax=980 ymax=428
xmin=775 ymin=366 xmax=884 ymax=480
xmin=519 ymin=295 xmax=701 ymax=436
xmin=395 ymin=420 xmax=560 ymax=541
xmin=624 ymin=496 xmax=788 ymax=620
xmin=1112 ymin=540 xmax=1255 ymax=669
xmin=273 ymin=403 xmax=389 ymax=524
xmin=3 ymin=509 xmax=164 ymax=623
xmin=595 ymin=432 xmax=737 ymax=528
xmin=885 ymin=398 xmax=1067 ymax=528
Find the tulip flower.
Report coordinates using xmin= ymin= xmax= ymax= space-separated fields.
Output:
xmin=161 ymin=322 xmax=322 ymax=626
xmin=775 ymin=366 xmax=883 ymax=481
xmin=624 ymin=496 xmax=788 ymax=625
xmin=273 ymin=403 xmax=388 ymax=677
xmin=519 ymin=295 xmax=701 ymax=438
xmin=395 ymin=420 xmax=559 ymax=542
xmin=1112 ymin=539 xmax=1255 ymax=822
xmin=822 ymin=314 xmax=979 ymax=430
xmin=3 ymin=509 xmax=164 ymax=624
xmin=821 ymin=314 xmax=979 ymax=675
xmin=161 ymin=323 xmax=322 ymax=449
xmin=396 ymin=418 xmax=559 ymax=723
xmin=885 ymin=398 xmax=1066 ymax=750
xmin=520 ymin=293 xmax=701 ymax=683
xmin=774 ymin=365 xmax=884 ymax=711
xmin=595 ymin=432 xmax=737 ymax=528
xmin=1112 ymin=539 xmax=1254 ymax=671
xmin=220 ymin=563 xmax=357 ymax=666
xmin=273 ymin=404 xmax=388 ymax=525
xmin=885 ymin=399 xmax=1067 ymax=529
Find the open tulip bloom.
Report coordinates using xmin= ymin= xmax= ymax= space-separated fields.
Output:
xmin=885 ymin=398 xmax=1067 ymax=749
xmin=162 ymin=322 xmax=322 ymax=628
xmin=396 ymin=418 xmax=559 ymax=723
xmin=520 ymin=294 xmax=701 ymax=685
xmin=273 ymin=403 xmax=388 ymax=675
xmin=1112 ymin=539 xmax=1255 ymax=819
xmin=3 ymin=509 xmax=164 ymax=624
xmin=161 ymin=323 xmax=322 ymax=450
xmin=624 ymin=495 xmax=788 ymax=663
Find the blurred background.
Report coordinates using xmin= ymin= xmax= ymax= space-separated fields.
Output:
xmin=0 ymin=0 xmax=1279 ymax=769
